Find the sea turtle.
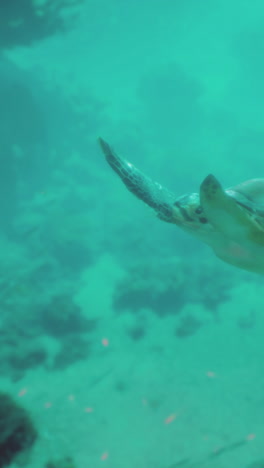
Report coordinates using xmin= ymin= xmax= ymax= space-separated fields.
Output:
xmin=98 ymin=138 xmax=264 ymax=273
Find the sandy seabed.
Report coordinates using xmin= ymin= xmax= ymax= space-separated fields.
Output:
xmin=2 ymin=256 xmax=264 ymax=468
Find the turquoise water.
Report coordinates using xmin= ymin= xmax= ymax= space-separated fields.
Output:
xmin=1 ymin=1 xmax=264 ymax=467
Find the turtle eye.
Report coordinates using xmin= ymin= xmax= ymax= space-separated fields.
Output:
xmin=195 ymin=206 xmax=203 ymax=214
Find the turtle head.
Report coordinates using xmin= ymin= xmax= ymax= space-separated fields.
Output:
xmin=172 ymin=191 xmax=216 ymax=239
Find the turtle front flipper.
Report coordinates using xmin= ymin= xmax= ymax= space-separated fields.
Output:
xmin=98 ymin=138 xmax=176 ymax=223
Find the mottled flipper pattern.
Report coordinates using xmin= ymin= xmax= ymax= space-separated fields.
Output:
xmin=98 ymin=138 xmax=176 ymax=223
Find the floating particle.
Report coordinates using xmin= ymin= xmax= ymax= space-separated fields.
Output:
xmin=84 ymin=407 xmax=94 ymax=413
xmin=164 ymin=413 xmax=177 ymax=424
xmin=101 ymin=451 xmax=109 ymax=461
xmin=246 ymin=433 xmax=256 ymax=441
xmin=44 ymin=402 xmax=52 ymax=409
xmin=206 ymin=371 xmax=216 ymax=378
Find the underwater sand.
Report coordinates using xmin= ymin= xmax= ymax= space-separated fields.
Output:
xmin=1 ymin=255 xmax=264 ymax=468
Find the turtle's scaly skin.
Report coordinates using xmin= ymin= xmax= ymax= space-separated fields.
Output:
xmin=99 ymin=138 xmax=264 ymax=273
xmin=98 ymin=138 xmax=176 ymax=223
